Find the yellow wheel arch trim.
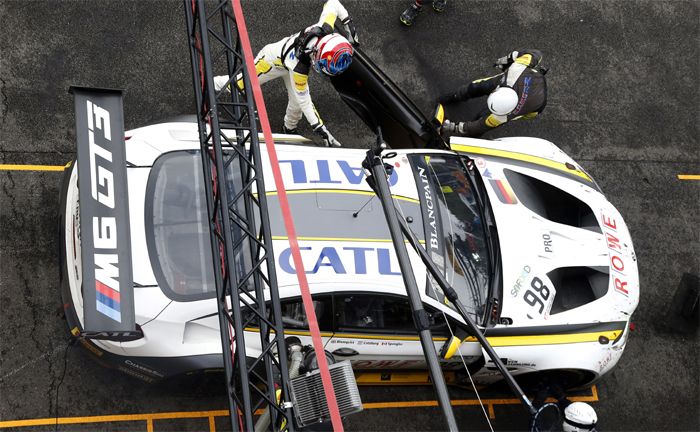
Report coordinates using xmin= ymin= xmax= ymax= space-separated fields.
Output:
xmin=451 ymin=144 xmax=592 ymax=182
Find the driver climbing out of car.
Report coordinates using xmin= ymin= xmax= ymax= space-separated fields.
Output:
xmin=437 ymin=49 xmax=548 ymax=138
xmin=214 ymin=0 xmax=358 ymax=147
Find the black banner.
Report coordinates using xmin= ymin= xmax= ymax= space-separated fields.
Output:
xmin=70 ymin=86 xmax=138 ymax=339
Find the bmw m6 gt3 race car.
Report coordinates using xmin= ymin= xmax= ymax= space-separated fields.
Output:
xmin=60 ymin=117 xmax=639 ymax=385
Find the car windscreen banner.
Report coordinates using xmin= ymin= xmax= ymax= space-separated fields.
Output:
xmin=70 ymin=86 xmax=138 ymax=340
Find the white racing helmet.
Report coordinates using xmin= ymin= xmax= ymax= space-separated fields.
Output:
xmin=562 ymin=402 xmax=598 ymax=432
xmin=312 ymin=34 xmax=354 ymax=76
xmin=487 ymin=86 xmax=519 ymax=116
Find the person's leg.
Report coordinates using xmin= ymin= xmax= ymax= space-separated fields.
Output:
xmin=432 ymin=0 xmax=447 ymax=13
xmin=438 ymin=74 xmax=503 ymax=105
xmin=400 ymin=0 xmax=424 ymax=26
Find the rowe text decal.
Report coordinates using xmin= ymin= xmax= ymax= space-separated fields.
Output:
xmin=72 ymin=87 xmax=136 ymax=337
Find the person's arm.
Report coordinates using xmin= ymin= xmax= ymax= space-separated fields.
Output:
xmin=513 ymin=49 xmax=543 ymax=68
xmin=317 ymin=0 xmax=358 ymax=43
xmin=317 ymin=0 xmax=350 ymax=31
xmin=288 ymin=64 xmax=342 ymax=147
xmin=289 ymin=63 xmax=321 ymax=126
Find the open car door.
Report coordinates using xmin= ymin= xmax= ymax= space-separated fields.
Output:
xmin=329 ymin=47 xmax=448 ymax=151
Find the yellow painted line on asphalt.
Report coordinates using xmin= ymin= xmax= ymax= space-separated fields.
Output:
xmin=678 ymin=174 xmax=700 ymax=180
xmin=0 ymin=386 xmax=598 ymax=428
xmin=0 ymin=410 xmax=229 ymax=429
xmin=0 ymin=163 xmax=70 ymax=172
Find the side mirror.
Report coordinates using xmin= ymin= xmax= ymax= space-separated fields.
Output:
xmin=438 ymin=326 xmax=469 ymax=360
xmin=431 ymin=103 xmax=446 ymax=129
xmin=438 ymin=335 xmax=461 ymax=360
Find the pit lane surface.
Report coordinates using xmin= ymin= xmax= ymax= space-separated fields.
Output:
xmin=0 ymin=0 xmax=698 ymax=431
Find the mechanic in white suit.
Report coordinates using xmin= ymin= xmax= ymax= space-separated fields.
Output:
xmin=215 ymin=0 xmax=358 ymax=147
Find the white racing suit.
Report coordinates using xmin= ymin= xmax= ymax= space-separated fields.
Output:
xmin=214 ymin=0 xmax=354 ymax=146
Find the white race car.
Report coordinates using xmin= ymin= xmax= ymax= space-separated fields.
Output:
xmin=60 ymin=118 xmax=639 ymax=386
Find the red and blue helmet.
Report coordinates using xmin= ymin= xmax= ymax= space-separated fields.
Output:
xmin=312 ymin=34 xmax=354 ymax=76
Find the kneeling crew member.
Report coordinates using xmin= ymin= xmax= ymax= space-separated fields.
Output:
xmin=214 ymin=0 xmax=358 ymax=147
xmin=439 ymin=49 xmax=547 ymax=138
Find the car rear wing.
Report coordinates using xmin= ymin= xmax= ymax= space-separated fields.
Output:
xmin=329 ymin=46 xmax=448 ymax=151
xmin=69 ymin=86 xmax=140 ymax=341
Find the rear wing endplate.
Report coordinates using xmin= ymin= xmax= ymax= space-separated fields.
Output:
xmin=70 ymin=86 xmax=140 ymax=341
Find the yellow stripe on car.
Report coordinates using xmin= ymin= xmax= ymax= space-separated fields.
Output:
xmin=465 ymin=330 xmax=621 ymax=347
xmin=266 ymin=188 xmax=420 ymax=204
xmin=451 ymin=144 xmax=592 ymax=182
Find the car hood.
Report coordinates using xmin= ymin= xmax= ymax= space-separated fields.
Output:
xmin=452 ymin=136 xmax=639 ymax=327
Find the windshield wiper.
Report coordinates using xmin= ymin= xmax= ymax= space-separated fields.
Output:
xmin=461 ymin=157 xmax=501 ymax=324
xmin=448 ymin=233 xmax=485 ymax=321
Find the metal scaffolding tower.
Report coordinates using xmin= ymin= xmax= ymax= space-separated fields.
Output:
xmin=183 ymin=1 xmax=295 ymax=430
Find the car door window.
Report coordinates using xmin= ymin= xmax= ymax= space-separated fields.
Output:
xmin=241 ymin=296 xmax=333 ymax=332
xmin=334 ymin=294 xmax=449 ymax=336
xmin=280 ymin=296 xmax=333 ymax=331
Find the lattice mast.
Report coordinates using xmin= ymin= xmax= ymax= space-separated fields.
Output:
xmin=183 ymin=1 xmax=295 ymax=430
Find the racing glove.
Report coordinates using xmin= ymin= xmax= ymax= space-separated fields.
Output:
xmin=441 ymin=119 xmax=465 ymax=136
xmin=295 ymin=26 xmax=326 ymax=60
xmin=313 ymin=123 xmax=342 ymax=147
xmin=493 ymin=51 xmax=519 ymax=70
xmin=342 ymin=17 xmax=359 ymax=45
xmin=214 ymin=75 xmax=230 ymax=92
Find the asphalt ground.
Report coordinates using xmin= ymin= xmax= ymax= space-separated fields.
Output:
xmin=0 ymin=0 xmax=698 ymax=431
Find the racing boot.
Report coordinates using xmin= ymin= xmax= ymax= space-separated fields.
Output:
xmin=432 ymin=0 xmax=447 ymax=12
xmin=400 ymin=4 xmax=422 ymax=26
xmin=282 ymin=125 xmax=298 ymax=135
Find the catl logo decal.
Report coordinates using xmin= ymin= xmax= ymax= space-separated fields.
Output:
xmin=278 ymin=246 xmax=401 ymax=276
xmin=279 ymin=159 xmax=398 ymax=186
xmin=86 ymin=100 xmax=123 ymax=322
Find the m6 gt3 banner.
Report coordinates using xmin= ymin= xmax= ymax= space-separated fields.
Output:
xmin=70 ymin=86 xmax=138 ymax=340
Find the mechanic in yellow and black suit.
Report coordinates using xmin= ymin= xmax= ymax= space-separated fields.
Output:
xmin=214 ymin=0 xmax=358 ymax=147
xmin=438 ymin=49 xmax=548 ymax=138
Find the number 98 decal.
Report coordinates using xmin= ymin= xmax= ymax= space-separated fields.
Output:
xmin=523 ymin=276 xmax=553 ymax=315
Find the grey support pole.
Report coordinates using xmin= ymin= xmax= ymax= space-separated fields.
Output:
xmin=394 ymin=203 xmax=538 ymax=418
xmin=362 ymin=144 xmax=459 ymax=432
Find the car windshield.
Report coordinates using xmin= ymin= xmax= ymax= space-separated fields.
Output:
xmin=145 ymin=151 xmax=217 ymax=301
xmin=408 ymin=153 xmax=490 ymax=323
